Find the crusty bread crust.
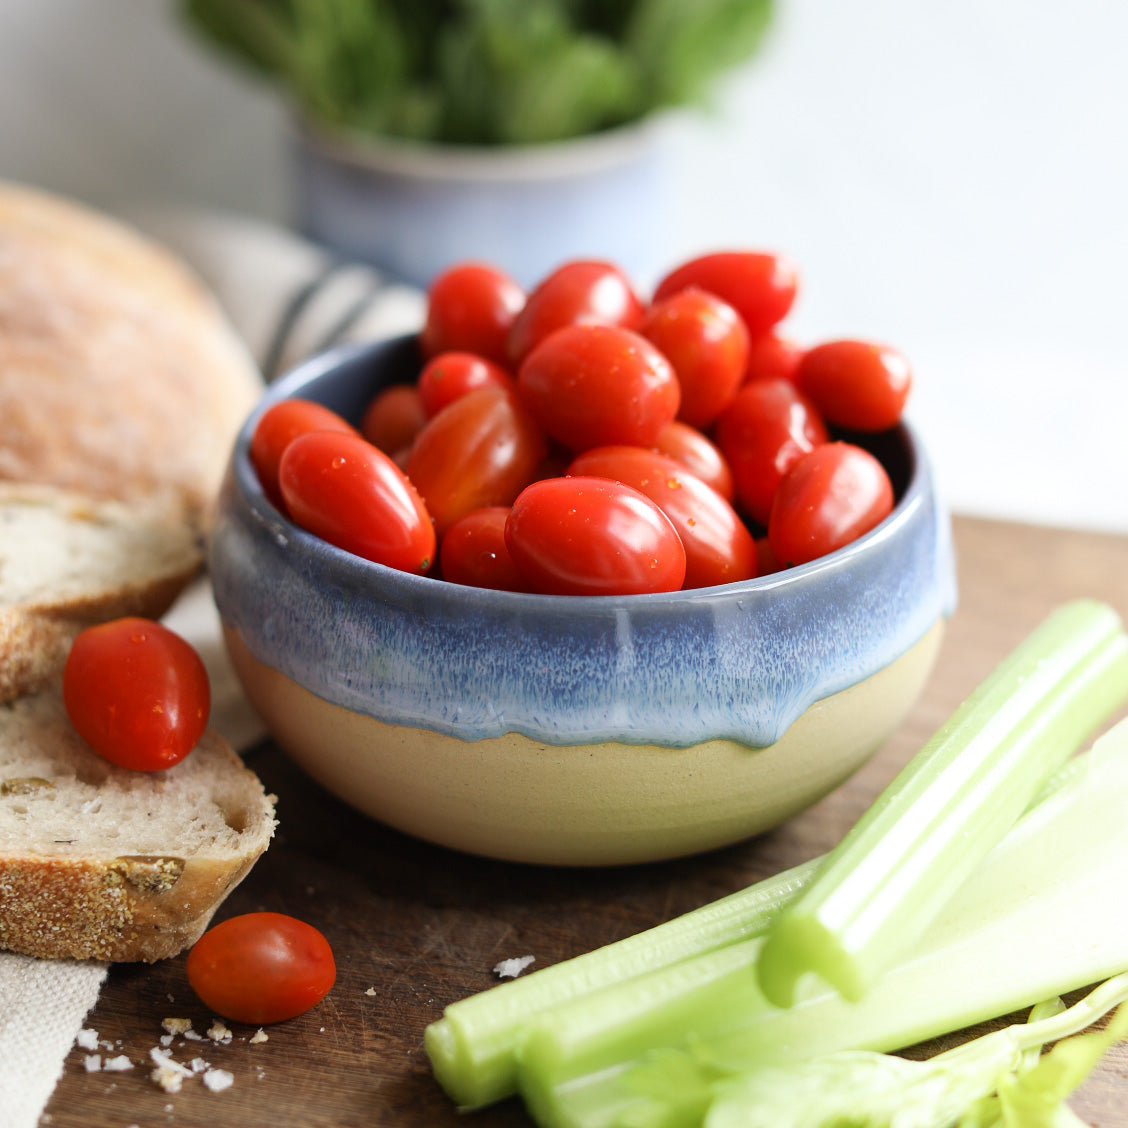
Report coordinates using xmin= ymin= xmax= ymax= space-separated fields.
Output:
xmin=0 ymin=692 xmax=276 ymax=962
xmin=0 ymin=180 xmax=263 ymax=527
xmin=0 ymin=485 xmax=204 ymax=703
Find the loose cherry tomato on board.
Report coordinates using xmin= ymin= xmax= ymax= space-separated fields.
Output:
xmin=568 ymin=446 xmax=757 ymax=590
xmin=250 ymin=399 xmax=357 ymax=508
xmin=406 ymin=386 xmax=547 ymax=538
xmin=795 ymin=339 xmax=912 ymax=432
xmin=652 ymin=420 xmax=735 ymax=501
xmin=186 ymin=912 xmax=336 ymax=1025
xmin=507 ymin=260 xmax=645 ymax=366
xmin=768 ymin=441 xmax=895 ymax=567
xmin=714 ymin=378 xmax=829 ymax=528
xmin=652 ymin=251 xmax=799 ymax=338
xmin=505 ymin=477 xmax=687 ymax=596
xmin=640 ymin=288 xmax=749 ymax=430
xmin=420 ymin=262 xmax=525 ymax=366
xmin=518 ymin=324 xmax=680 ymax=453
xmin=279 ymin=430 xmax=435 ymax=573
xmin=440 ymin=507 xmax=526 ymax=591
xmin=63 ymin=618 xmax=210 ymax=772
xmin=416 ymin=351 xmax=517 ymax=418
xmin=744 ymin=332 xmax=804 ymax=385
xmin=359 ymin=384 xmax=427 ymax=457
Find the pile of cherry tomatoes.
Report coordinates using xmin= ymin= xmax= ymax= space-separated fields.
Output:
xmin=251 ymin=252 xmax=911 ymax=597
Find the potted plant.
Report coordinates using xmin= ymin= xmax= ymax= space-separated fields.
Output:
xmin=181 ymin=0 xmax=774 ymax=288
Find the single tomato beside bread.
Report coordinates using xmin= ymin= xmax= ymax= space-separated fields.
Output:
xmin=63 ymin=617 xmax=210 ymax=771
xmin=187 ymin=912 xmax=336 ymax=1025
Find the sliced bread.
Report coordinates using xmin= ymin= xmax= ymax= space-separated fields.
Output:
xmin=0 ymin=485 xmax=204 ymax=704
xmin=0 ymin=689 xmax=276 ymax=962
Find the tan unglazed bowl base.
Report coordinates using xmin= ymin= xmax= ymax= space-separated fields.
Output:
xmin=224 ymin=620 xmax=945 ymax=867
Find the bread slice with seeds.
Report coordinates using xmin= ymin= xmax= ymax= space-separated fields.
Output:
xmin=0 ymin=689 xmax=275 ymax=962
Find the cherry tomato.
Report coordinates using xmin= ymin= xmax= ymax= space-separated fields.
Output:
xmin=406 ymin=386 xmax=547 ymax=538
xmin=279 ymin=430 xmax=435 ymax=573
xmin=250 ymin=399 xmax=357 ymax=507
xmin=420 ymin=262 xmax=525 ymax=366
xmin=795 ymin=339 xmax=912 ymax=432
xmin=359 ymin=384 xmax=427 ymax=456
xmin=568 ymin=446 xmax=757 ymax=589
xmin=714 ymin=378 xmax=829 ymax=528
xmin=186 ymin=912 xmax=336 ymax=1025
xmin=768 ymin=442 xmax=895 ymax=567
xmin=517 ymin=324 xmax=680 ymax=453
xmin=507 ymin=260 xmax=645 ymax=366
xmin=505 ymin=477 xmax=686 ymax=596
xmin=63 ymin=618 xmax=210 ymax=772
xmin=640 ymin=288 xmax=749 ymax=430
xmin=416 ymin=351 xmax=516 ymax=417
xmin=744 ymin=332 xmax=804 ymax=384
xmin=652 ymin=421 xmax=735 ymax=501
xmin=652 ymin=251 xmax=799 ymax=337
xmin=755 ymin=535 xmax=783 ymax=576
xmin=439 ymin=507 xmax=526 ymax=591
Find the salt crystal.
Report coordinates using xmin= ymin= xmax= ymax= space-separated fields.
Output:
xmin=203 ymin=1069 xmax=235 ymax=1093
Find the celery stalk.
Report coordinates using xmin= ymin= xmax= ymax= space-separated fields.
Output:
xmin=521 ymin=717 xmax=1128 ymax=1128
xmin=425 ymin=858 xmax=819 ymax=1108
xmin=700 ymin=976 xmax=1128 ymax=1128
xmin=756 ymin=599 xmax=1128 ymax=1007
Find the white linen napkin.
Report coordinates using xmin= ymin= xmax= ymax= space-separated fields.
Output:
xmin=0 ymin=207 xmax=424 ymax=1128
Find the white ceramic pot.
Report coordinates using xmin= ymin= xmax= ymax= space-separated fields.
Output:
xmin=292 ymin=119 xmax=671 ymax=290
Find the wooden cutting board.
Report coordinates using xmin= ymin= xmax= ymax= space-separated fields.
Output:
xmin=45 ymin=515 xmax=1128 ymax=1128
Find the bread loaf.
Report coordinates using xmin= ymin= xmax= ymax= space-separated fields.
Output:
xmin=0 ymin=485 xmax=203 ymax=703
xmin=0 ymin=180 xmax=263 ymax=526
xmin=0 ymin=690 xmax=276 ymax=962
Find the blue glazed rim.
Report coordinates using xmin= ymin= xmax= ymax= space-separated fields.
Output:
xmin=209 ymin=335 xmax=957 ymax=750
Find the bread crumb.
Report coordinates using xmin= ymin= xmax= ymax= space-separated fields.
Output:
xmin=364 ymin=987 xmax=377 ymax=997
xmin=151 ymin=1064 xmax=184 ymax=1094
xmin=149 ymin=1047 xmax=192 ymax=1093
xmin=207 ymin=1019 xmax=233 ymax=1044
xmin=161 ymin=1017 xmax=194 ymax=1037
xmin=159 ymin=1034 xmax=174 ymax=1047
xmin=203 ymin=1069 xmax=234 ymax=1092
xmin=76 ymin=1028 xmax=99 ymax=1051
xmin=249 ymin=1028 xmax=268 ymax=1044
xmin=190 ymin=1057 xmax=211 ymax=1073
xmin=83 ymin=1054 xmax=101 ymax=1072
xmin=103 ymin=1055 xmax=133 ymax=1072
xmin=493 ymin=955 xmax=535 ymax=980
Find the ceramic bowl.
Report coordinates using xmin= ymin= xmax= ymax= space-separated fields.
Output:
xmin=209 ymin=335 xmax=957 ymax=866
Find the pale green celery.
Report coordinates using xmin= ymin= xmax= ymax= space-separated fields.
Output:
xmin=756 ymin=599 xmax=1128 ymax=1008
xmin=425 ymin=600 xmax=1128 ymax=1111
xmin=425 ymin=858 xmax=818 ymax=1108
xmin=520 ymin=717 xmax=1128 ymax=1128
xmin=697 ymin=976 xmax=1128 ymax=1128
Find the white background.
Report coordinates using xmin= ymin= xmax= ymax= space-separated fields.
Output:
xmin=1 ymin=0 xmax=1125 ymax=534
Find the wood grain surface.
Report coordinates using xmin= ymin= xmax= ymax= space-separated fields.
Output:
xmin=44 ymin=515 xmax=1128 ymax=1128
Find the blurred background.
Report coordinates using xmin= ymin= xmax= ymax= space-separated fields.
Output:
xmin=0 ymin=0 xmax=1124 ymax=534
